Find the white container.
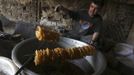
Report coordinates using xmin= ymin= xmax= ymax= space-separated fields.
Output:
xmin=0 ymin=56 xmax=18 ymax=75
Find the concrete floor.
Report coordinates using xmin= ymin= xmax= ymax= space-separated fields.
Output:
xmin=101 ymin=57 xmax=134 ymax=75
xmin=100 ymin=48 xmax=134 ymax=75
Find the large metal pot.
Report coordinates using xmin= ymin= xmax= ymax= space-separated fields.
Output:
xmin=12 ymin=37 xmax=106 ymax=75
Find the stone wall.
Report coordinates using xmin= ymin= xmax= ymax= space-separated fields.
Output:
xmin=0 ymin=0 xmax=37 ymax=23
xmin=0 ymin=0 xmax=134 ymax=43
xmin=102 ymin=1 xmax=134 ymax=42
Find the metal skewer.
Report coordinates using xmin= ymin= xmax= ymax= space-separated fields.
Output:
xmin=15 ymin=40 xmax=44 ymax=75
xmin=15 ymin=55 xmax=34 ymax=75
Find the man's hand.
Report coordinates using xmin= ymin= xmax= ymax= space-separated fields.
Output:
xmin=89 ymin=40 xmax=94 ymax=45
xmin=92 ymin=32 xmax=99 ymax=42
xmin=54 ymin=4 xmax=64 ymax=12
xmin=88 ymin=40 xmax=97 ymax=48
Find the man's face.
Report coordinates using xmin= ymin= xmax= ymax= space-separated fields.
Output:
xmin=88 ymin=2 xmax=99 ymax=17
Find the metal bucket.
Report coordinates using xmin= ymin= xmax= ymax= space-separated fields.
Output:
xmin=12 ymin=37 xmax=106 ymax=75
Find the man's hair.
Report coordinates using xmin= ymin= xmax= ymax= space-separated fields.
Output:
xmin=91 ymin=0 xmax=104 ymax=8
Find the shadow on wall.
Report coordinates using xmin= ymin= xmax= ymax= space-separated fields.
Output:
xmin=0 ymin=16 xmax=36 ymax=58
xmin=126 ymin=23 xmax=134 ymax=46
xmin=13 ymin=21 xmax=35 ymax=39
xmin=0 ymin=15 xmax=36 ymax=39
xmin=0 ymin=15 xmax=16 ymax=34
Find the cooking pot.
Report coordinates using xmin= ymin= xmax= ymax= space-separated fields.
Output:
xmin=12 ymin=37 xmax=106 ymax=75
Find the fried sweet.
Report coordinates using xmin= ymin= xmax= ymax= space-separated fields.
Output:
xmin=35 ymin=25 xmax=60 ymax=41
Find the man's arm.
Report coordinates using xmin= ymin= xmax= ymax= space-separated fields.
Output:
xmin=92 ymin=32 xmax=99 ymax=42
xmin=55 ymin=5 xmax=80 ymax=20
xmin=91 ymin=15 xmax=102 ymax=44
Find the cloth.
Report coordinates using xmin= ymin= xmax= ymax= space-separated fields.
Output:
xmin=114 ymin=43 xmax=134 ymax=68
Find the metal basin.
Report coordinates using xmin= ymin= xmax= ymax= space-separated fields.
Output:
xmin=12 ymin=37 xmax=106 ymax=75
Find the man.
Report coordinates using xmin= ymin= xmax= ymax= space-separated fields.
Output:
xmin=86 ymin=0 xmax=103 ymax=45
xmin=61 ymin=0 xmax=104 ymax=48
xmin=55 ymin=1 xmax=106 ymax=74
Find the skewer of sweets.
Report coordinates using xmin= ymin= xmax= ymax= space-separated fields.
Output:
xmin=34 ymin=45 xmax=96 ymax=65
xmin=35 ymin=25 xmax=60 ymax=41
